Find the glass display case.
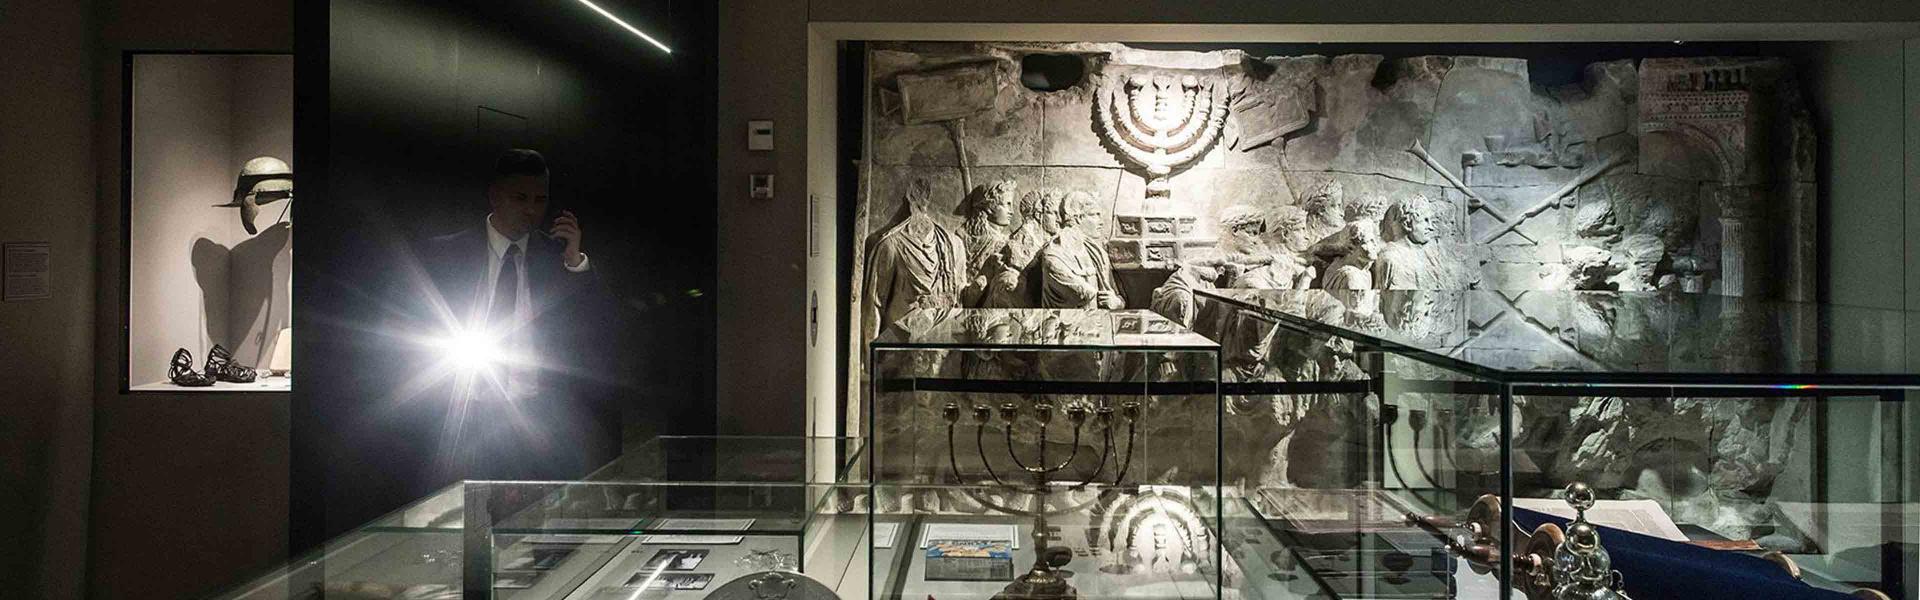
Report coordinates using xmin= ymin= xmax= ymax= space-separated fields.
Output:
xmin=463 ymin=480 xmax=867 ymax=600
xmin=867 ymin=308 xmax=1228 ymax=600
xmin=210 ymin=483 xmax=467 ymax=600
xmin=123 ymin=51 xmax=294 ymax=392
xmin=1192 ymin=288 xmax=1920 ymax=600
xmin=216 ymin=293 xmax=1916 ymax=600
xmin=207 ymin=436 xmax=864 ymax=600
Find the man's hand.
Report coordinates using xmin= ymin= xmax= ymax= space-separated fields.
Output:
xmin=551 ymin=210 xmax=584 ymax=268
xmin=1096 ymin=291 xmax=1123 ymax=309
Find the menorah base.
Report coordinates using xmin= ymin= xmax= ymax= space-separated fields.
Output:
xmin=991 ymin=566 xmax=1077 ymax=600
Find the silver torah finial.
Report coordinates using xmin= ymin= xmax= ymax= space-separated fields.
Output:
xmin=1551 ymin=482 xmax=1633 ymax=600
xmin=1093 ymin=73 xmax=1230 ymax=201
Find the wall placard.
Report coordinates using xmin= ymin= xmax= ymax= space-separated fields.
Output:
xmin=4 ymin=242 xmax=51 ymax=302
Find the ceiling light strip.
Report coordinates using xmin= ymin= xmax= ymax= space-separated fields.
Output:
xmin=575 ymin=0 xmax=672 ymax=54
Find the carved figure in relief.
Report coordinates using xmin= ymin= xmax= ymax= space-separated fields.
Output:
xmin=960 ymin=180 xmax=1019 ymax=308
xmin=1148 ymin=204 xmax=1317 ymax=324
xmin=1374 ymin=199 xmax=1437 ymax=290
xmin=1006 ymin=189 xmax=1062 ymax=271
xmin=864 ymin=179 xmax=966 ymax=338
xmin=1272 ymin=205 xmax=1316 ymax=255
xmin=1216 ymin=205 xmax=1315 ymax=290
xmin=1040 ymin=191 xmax=1124 ymax=309
xmin=1318 ymin=222 xmax=1382 ymax=290
xmin=1303 ymin=192 xmax=1399 ymax=289
xmin=1300 ymin=180 xmax=1349 ymax=248
xmin=1149 ymin=262 xmax=1227 ymax=327
xmin=987 ymin=189 xmax=1063 ymax=308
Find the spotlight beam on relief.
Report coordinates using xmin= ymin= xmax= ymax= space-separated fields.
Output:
xmin=575 ymin=0 xmax=672 ymax=54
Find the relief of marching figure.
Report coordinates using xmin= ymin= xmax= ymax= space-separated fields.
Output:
xmin=863 ymin=178 xmax=965 ymax=340
xmin=960 ymin=180 xmax=1020 ymax=308
xmin=1041 ymin=192 xmax=1125 ymax=309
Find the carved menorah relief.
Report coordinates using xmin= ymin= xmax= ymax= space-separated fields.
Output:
xmin=1095 ymin=72 xmax=1231 ymax=201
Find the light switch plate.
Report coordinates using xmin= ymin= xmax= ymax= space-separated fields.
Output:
xmin=748 ymin=119 xmax=774 ymax=151
xmin=750 ymin=173 xmax=774 ymax=200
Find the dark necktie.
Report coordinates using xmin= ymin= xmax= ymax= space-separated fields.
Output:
xmin=491 ymin=244 xmax=520 ymax=326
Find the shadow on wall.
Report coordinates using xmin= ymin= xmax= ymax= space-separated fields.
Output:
xmin=191 ymin=237 xmax=229 ymax=346
xmin=190 ymin=221 xmax=291 ymax=367
xmin=230 ymin=221 xmax=291 ymax=363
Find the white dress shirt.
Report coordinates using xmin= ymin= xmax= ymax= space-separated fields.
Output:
xmin=481 ymin=214 xmax=589 ymax=400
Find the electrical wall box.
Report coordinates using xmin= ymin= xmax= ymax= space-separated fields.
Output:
xmin=748 ymin=119 xmax=774 ymax=151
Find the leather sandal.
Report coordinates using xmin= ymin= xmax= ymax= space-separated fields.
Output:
xmin=204 ymin=344 xmax=258 ymax=383
xmin=169 ymin=348 xmax=215 ymax=387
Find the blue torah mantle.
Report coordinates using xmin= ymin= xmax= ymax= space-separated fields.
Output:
xmin=1511 ymin=507 xmax=1852 ymax=600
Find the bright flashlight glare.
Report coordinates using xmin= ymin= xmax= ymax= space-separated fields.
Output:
xmin=439 ymin=330 xmax=503 ymax=371
xmin=575 ymin=0 xmax=673 ymax=54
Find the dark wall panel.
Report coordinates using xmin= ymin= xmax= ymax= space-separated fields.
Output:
xmin=295 ymin=0 xmax=715 ymax=548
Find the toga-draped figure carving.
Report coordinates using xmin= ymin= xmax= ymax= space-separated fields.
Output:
xmin=864 ymin=178 xmax=966 ymax=338
xmin=960 ymin=180 xmax=1019 ymax=308
xmin=1040 ymin=191 xmax=1124 ymax=309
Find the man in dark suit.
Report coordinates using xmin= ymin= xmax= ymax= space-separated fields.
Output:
xmin=411 ymin=148 xmax=614 ymax=481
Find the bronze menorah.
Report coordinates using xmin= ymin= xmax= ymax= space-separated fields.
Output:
xmin=942 ymin=400 xmax=1142 ymax=600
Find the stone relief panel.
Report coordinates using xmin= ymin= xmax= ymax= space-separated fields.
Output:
xmin=858 ymin=44 xmax=1815 ymax=317
xmin=853 ymin=42 xmax=1821 ymax=542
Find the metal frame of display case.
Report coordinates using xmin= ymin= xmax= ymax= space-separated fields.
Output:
xmin=1193 ymin=288 xmax=1920 ymax=599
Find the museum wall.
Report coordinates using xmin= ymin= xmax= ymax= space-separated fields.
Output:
xmin=87 ymin=1 xmax=297 ymax=599
xmin=718 ymin=0 xmax=814 ymax=436
xmin=0 ymin=2 xmax=98 ymax=599
xmin=296 ymin=0 xmax=716 ymax=551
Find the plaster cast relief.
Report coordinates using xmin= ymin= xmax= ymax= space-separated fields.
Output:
xmin=1094 ymin=71 xmax=1231 ymax=200
xmin=1184 ymin=290 xmax=1817 ymax=540
xmin=1040 ymin=191 xmax=1125 ymax=309
xmin=863 ymin=178 xmax=966 ymax=341
xmin=962 ymin=180 xmax=1020 ymax=308
xmin=855 ymin=43 xmax=1821 ymax=540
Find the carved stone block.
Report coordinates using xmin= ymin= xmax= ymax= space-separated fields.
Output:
xmin=1281 ymin=55 xmax=1449 ymax=184
xmin=1107 ymin=239 xmax=1143 ymax=268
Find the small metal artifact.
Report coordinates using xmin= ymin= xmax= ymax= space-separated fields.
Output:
xmin=214 ymin=156 xmax=293 ymax=235
xmin=1551 ymin=482 xmax=1632 ymax=600
xmin=707 ymin=571 xmax=836 ymax=600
